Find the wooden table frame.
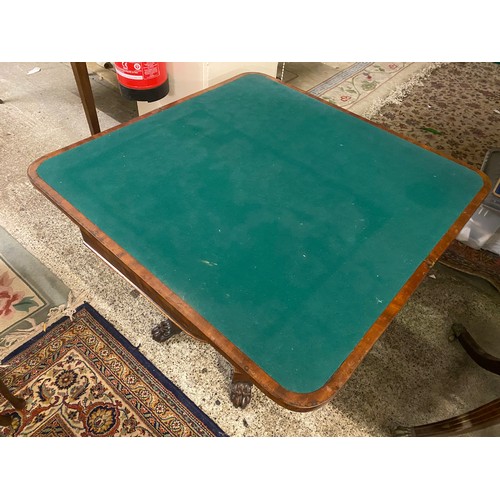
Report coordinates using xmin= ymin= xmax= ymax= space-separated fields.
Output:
xmin=27 ymin=74 xmax=490 ymax=413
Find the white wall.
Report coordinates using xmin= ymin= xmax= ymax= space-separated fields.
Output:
xmin=137 ymin=62 xmax=278 ymax=115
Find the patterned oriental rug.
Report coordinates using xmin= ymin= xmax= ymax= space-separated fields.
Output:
xmin=0 ymin=303 xmax=226 ymax=437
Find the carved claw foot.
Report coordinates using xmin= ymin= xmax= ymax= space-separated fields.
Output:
xmin=152 ymin=318 xmax=182 ymax=343
xmin=230 ymin=381 xmax=253 ymax=409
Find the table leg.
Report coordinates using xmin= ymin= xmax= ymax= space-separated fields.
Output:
xmin=151 ymin=318 xmax=253 ymax=409
xmin=151 ymin=315 xmax=212 ymax=344
xmin=152 ymin=318 xmax=183 ymax=342
xmin=394 ymin=323 xmax=500 ymax=436
xmin=151 ymin=320 xmax=253 ymax=408
xmin=151 ymin=319 xmax=254 ymax=409
xmin=230 ymin=367 xmax=253 ymax=409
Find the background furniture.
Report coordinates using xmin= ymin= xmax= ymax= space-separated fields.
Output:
xmin=70 ymin=62 xmax=279 ymax=135
xmin=71 ymin=62 xmax=100 ymax=135
xmin=395 ymin=323 xmax=500 ymax=436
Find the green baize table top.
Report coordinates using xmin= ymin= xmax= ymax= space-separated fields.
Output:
xmin=37 ymin=74 xmax=485 ymax=394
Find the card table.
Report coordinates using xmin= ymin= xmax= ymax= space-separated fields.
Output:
xmin=28 ymin=74 xmax=489 ymax=411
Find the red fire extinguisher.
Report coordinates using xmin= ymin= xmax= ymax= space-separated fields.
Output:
xmin=114 ymin=62 xmax=169 ymax=102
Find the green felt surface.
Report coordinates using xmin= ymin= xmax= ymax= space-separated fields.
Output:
xmin=37 ymin=74 xmax=484 ymax=394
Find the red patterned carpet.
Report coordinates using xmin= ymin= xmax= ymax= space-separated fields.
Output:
xmin=0 ymin=303 xmax=225 ymax=437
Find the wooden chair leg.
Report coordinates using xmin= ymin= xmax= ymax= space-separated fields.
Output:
xmin=451 ymin=323 xmax=500 ymax=375
xmin=0 ymin=414 xmax=13 ymax=427
xmin=0 ymin=377 xmax=25 ymax=411
xmin=394 ymin=398 xmax=500 ymax=437
xmin=70 ymin=62 xmax=101 ymax=135
xmin=394 ymin=323 xmax=500 ymax=436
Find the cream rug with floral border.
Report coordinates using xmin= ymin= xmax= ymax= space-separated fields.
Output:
xmin=0 ymin=225 xmax=73 ymax=360
xmin=283 ymin=62 xmax=445 ymax=118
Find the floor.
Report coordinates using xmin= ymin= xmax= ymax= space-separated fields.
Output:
xmin=0 ymin=61 xmax=499 ymax=437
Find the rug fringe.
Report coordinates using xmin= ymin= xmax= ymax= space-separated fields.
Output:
xmin=17 ymin=289 xmax=89 ymax=333
xmin=363 ymin=62 xmax=447 ymax=119
xmin=0 ymin=289 xmax=90 ymax=365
